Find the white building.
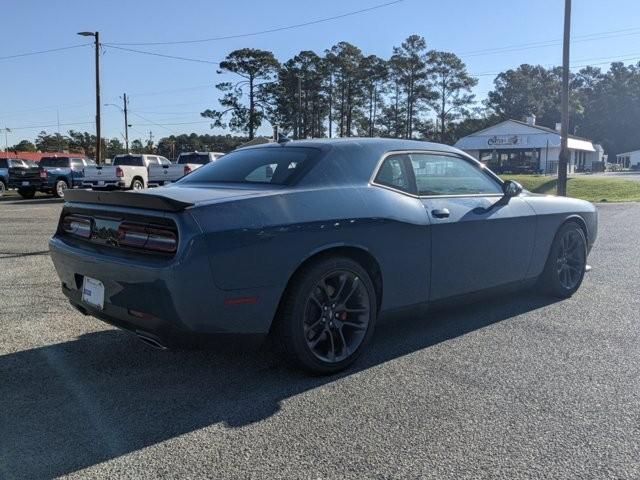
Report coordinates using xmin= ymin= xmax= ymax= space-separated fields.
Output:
xmin=615 ymin=150 xmax=640 ymax=168
xmin=455 ymin=116 xmax=604 ymax=174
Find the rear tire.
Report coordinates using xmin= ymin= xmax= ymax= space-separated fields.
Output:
xmin=54 ymin=179 xmax=69 ymax=198
xmin=131 ymin=178 xmax=144 ymax=190
xmin=17 ymin=187 xmax=36 ymax=199
xmin=274 ymin=256 xmax=377 ymax=374
xmin=538 ymin=221 xmax=587 ymax=298
xmin=0 ymin=180 xmax=6 ymax=197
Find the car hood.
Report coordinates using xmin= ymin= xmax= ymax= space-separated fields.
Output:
xmin=138 ymin=183 xmax=286 ymax=207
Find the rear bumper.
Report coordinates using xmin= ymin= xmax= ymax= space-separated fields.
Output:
xmin=8 ymin=180 xmax=41 ymax=189
xmin=147 ymin=180 xmax=174 ymax=187
xmin=83 ymin=180 xmax=126 ymax=189
xmin=49 ymin=234 xmax=280 ymax=346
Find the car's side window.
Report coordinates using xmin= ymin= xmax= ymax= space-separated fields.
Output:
xmin=71 ymin=159 xmax=83 ymax=169
xmin=409 ymin=153 xmax=502 ymax=196
xmin=374 ymin=154 xmax=414 ymax=193
xmin=0 ymin=159 xmax=7 ymax=168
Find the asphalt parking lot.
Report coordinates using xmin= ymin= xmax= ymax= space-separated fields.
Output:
xmin=1 ymin=198 xmax=639 ymax=479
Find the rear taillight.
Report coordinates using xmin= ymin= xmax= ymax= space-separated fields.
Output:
xmin=116 ymin=167 xmax=124 ymax=178
xmin=183 ymin=165 xmax=192 ymax=175
xmin=117 ymin=222 xmax=177 ymax=253
xmin=62 ymin=215 xmax=92 ymax=238
xmin=40 ymin=170 xmax=48 ymax=180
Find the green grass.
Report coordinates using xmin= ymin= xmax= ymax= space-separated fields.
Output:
xmin=502 ymin=175 xmax=640 ymax=203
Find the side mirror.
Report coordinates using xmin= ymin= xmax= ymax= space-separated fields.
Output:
xmin=502 ymin=180 xmax=523 ymax=197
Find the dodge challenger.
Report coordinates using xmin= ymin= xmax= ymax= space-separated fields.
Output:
xmin=50 ymin=138 xmax=597 ymax=373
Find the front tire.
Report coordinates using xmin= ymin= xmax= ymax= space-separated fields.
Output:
xmin=275 ymin=256 xmax=377 ymax=374
xmin=17 ymin=187 xmax=36 ymax=199
xmin=0 ymin=180 xmax=6 ymax=197
xmin=539 ymin=222 xmax=587 ymax=298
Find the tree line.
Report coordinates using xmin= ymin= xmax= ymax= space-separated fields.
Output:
xmin=202 ymin=35 xmax=478 ymax=144
xmin=202 ymin=36 xmax=640 ymax=156
xmin=7 ymin=34 xmax=640 ymax=158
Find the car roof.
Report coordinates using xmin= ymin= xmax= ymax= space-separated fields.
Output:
xmin=242 ymin=137 xmax=462 ymax=154
xmin=239 ymin=137 xmax=469 ymax=187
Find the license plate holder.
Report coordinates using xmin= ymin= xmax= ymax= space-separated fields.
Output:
xmin=97 ymin=180 xmax=105 ymax=186
xmin=82 ymin=276 xmax=105 ymax=310
xmin=22 ymin=181 xmax=29 ymax=186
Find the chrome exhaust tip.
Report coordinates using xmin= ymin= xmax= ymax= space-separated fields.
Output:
xmin=135 ymin=331 xmax=168 ymax=350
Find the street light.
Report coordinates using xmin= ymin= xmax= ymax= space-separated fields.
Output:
xmin=77 ymin=31 xmax=101 ymax=164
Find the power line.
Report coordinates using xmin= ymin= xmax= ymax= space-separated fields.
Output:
xmin=129 ymin=112 xmax=177 ymax=133
xmin=8 ymin=121 xmax=95 ymax=131
xmin=458 ymin=26 xmax=640 ymax=58
xmin=103 ymin=45 xmax=219 ymax=65
xmin=107 ymin=0 xmax=406 ymax=46
xmin=0 ymin=43 xmax=91 ymax=61
xmin=471 ymin=52 xmax=640 ymax=77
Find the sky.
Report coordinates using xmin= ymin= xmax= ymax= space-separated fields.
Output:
xmin=1 ymin=0 xmax=640 ymax=147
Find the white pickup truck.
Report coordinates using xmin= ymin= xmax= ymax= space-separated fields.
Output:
xmin=83 ymin=154 xmax=170 ymax=190
xmin=147 ymin=151 xmax=224 ymax=187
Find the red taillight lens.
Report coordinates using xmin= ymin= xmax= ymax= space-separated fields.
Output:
xmin=183 ymin=165 xmax=192 ymax=175
xmin=40 ymin=169 xmax=48 ymax=179
xmin=116 ymin=167 xmax=124 ymax=177
xmin=62 ymin=215 xmax=92 ymax=238
xmin=117 ymin=222 xmax=177 ymax=253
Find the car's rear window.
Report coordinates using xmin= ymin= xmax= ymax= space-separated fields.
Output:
xmin=178 ymin=153 xmax=210 ymax=165
xmin=40 ymin=157 xmax=70 ymax=167
xmin=114 ymin=155 xmax=144 ymax=166
xmin=180 ymin=147 xmax=320 ymax=185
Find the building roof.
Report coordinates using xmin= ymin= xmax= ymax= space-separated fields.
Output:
xmin=0 ymin=151 xmax=86 ymax=162
xmin=616 ymin=149 xmax=640 ymax=157
xmin=455 ymin=119 xmax=597 ymax=152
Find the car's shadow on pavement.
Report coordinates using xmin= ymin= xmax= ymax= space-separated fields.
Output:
xmin=0 ymin=197 xmax=62 ymax=205
xmin=0 ymin=291 xmax=558 ymax=479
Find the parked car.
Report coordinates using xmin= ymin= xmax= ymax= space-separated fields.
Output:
xmin=0 ymin=157 xmax=42 ymax=198
xmin=82 ymin=154 xmax=170 ymax=190
xmin=148 ymin=151 xmax=224 ymax=187
xmin=38 ymin=156 xmax=95 ymax=198
xmin=50 ymin=138 xmax=597 ymax=374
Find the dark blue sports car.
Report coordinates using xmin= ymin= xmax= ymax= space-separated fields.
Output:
xmin=50 ymin=138 xmax=597 ymax=373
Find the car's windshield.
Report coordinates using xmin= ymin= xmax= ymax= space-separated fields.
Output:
xmin=180 ymin=147 xmax=320 ymax=185
xmin=40 ymin=157 xmax=69 ymax=167
xmin=114 ymin=155 xmax=143 ymax=166
xmin=178 ymin=153 xmax=210 ymax=165
xmin=8 ymin=159 xmax=26 ymax=168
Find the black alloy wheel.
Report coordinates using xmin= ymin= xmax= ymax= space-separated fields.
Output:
xmin=276 ymin=256 xmax=377 ymax=374
xmin=556 ymin=229 xmax=586 ymax=290
xmin=304 ymin=270 xmax=371 ymax=363
xmin=540 ymin=222 xmax=587 ymax=298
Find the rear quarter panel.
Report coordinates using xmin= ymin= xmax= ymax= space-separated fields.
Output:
xmin=189 ymin=185 xmax=431 ymax=313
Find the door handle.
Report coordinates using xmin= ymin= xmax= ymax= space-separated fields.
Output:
xmin=431 ymin=208 xmax=450 ymax=219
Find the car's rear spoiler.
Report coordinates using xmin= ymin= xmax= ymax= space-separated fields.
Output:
xmin=63 ymin=190 xmax=194 ymax=212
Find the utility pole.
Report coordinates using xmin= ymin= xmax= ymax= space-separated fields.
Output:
xmin=78 ymin=31 xmax=101 ymax=164
xmin=557 ymin=0 xmax=571 ymax=196
xmin=297 ymin=76 xmax=302 ymax=139
xmin=123 ymin=93 xmax=129 ymax=153
xmin=2 ymin=127 xmax=10 ymax=152
xmin=56 ymin=108 xmax=61 ymax=151
xmin=148 ymin=131 xmax=154 ymax=153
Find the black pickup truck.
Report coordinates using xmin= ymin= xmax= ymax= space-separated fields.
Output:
xmin=0 ymin=158 xmax=43 ymax=198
